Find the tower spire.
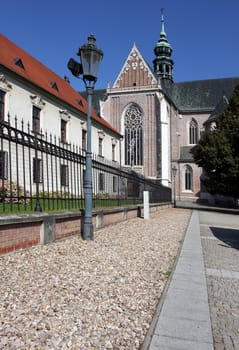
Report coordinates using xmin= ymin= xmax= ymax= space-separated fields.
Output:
xmin=161 ymin=8 xmax=165 ymax=35
xmin=153 ymin=10 xmax=174 ymax=82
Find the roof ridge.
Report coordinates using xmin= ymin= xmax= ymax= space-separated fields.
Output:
xmin=175 ymin=76 xmax=239 ymax=85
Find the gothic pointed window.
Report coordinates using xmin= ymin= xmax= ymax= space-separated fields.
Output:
xmin=124 ymin=104 xmax=143 ymax=166
xmin=185 ymin=165 xmax=193 ymax=191
xmin=189 ymin=119 xmax=198 ymax=144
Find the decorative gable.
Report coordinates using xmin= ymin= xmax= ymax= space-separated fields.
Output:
xmin=112 ymin=44 xmax=157 ymax=88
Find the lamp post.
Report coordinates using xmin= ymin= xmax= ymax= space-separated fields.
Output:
xmin=172 ymin=165 xmax=177 ymax=208
xmin=68 ymin=35 xmax=103 ymax=240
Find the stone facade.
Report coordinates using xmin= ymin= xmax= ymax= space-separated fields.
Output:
xmin=97 ymin=17 xmax=239 ymax=203
xmin=100 ymin=42 xmax=209 ymax=201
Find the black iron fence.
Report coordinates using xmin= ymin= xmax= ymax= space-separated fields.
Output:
xmin=0 ymin=115 xmax=171 ymax=214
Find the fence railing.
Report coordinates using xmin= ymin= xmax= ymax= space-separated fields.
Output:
xmin=0 ymin=115 xmax=171 ymax=214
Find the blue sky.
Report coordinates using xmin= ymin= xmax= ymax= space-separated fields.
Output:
xmin=1 ymin=0 xmax=239 ymax=90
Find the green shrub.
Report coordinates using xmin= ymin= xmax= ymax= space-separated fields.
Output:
xmin=0 ymin=180 xmax=30 ymax=204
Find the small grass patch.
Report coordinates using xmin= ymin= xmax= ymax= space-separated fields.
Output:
xmin=163 ymin=270 xmax=172 ymax=278
xmin=0 ymin=198 xmax=142 ymax=215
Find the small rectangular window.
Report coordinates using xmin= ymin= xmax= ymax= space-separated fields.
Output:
xmin=33 ymin=158 xmax=43 ymax=183
xmin=82 ymin=129 xmax=86 ymax=150
xmin=99 ymin=138 xmax=103 ymax=156
xmin=32 ymin=106 xmax=41 ymax=134
xmin=0 ymin=151 xmax=8 ymax=179
xmin=99 ymin=173 xmax=105 ymax=191
xmin=0 ymin=90 xmax=6 ymax=122
xmin=113 ymin=176 xmax=117 ymax=192
xmin=60 ymin=164 xmax=69 ymax=186
xmin=112 ymin=144 xmax=116 ymax=161
xmin=61 ymin=119 xmax=67 ymax=143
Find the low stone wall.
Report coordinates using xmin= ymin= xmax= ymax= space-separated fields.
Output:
xmin=0 ymin=221 xmax=41 ymax=254
xmin=0 ymin=203 xmax=171 ymax=254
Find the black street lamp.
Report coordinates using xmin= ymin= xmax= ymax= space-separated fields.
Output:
xmin=172 ymin=165 xmax=177 ymax=208
xmin=68 ymin=35 xmax=103 ymax=240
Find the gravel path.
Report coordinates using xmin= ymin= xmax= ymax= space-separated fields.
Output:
xmin=0 ymin=208 xmax=191 ymax=350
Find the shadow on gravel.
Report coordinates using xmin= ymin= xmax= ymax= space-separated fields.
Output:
xmin=210 ymin=227 xmax=239 ymax=251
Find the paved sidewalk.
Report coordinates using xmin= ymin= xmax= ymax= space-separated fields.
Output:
xmin=144 ymin=208 xmax=239 ymax=350
xmin=146 ymin=210 xmax=214 ymax=349
xmin=200 ymin=211 xmax=239 ymax=350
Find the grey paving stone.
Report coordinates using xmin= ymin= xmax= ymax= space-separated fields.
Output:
xmin=169 ymin=275 xmax=206 ymax=293
xmin=165 ymin=283 xmax=208 ymax=304
xmin=199 ymin=210 xmax=239 ymax=350
xmin=150 ymin=334 xmax=214 ymax=350
xmin=148 ymin=210 xmax=214 ymax=349
xmin=158 ymin=297 xmax=210 ymax=323
xmin=154 ymin=316 xmax=213 ymax=343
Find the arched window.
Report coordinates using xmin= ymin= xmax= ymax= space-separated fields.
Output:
xmin=189 ymin=119 xmax=198 ymax=144
xmin=124 ymin=104 xmax=143 ymax=166
xmin=185 ymin=165 xmax=193 ymax=191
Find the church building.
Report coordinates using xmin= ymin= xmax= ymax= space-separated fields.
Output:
xmin=90 ymin=14 xmax=239 ymax=203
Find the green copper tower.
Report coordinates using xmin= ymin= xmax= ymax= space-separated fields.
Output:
xmin=153 ymin=10 xmax=174 ymax=82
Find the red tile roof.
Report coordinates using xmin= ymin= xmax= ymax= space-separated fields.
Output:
xmin=0 ymin=33 xmax=120 ymax=136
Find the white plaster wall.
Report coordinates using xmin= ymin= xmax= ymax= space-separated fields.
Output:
xmin=160 ymin=98 xmax=170 ymax=186
xmin=0 ymin=72 xmax=121 ymax=195
xmin=2 ymin=73 xmax=120 ymax=161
